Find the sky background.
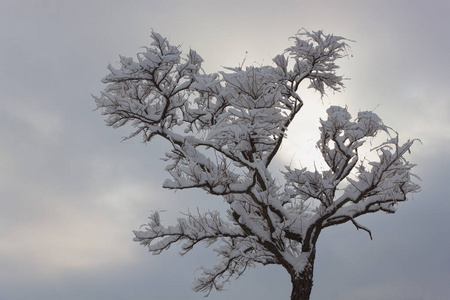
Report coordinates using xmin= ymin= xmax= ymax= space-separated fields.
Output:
xmin=1 ymin=1 xmax=449 ymax=299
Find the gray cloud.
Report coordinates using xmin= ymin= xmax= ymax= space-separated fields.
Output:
xmin=0 ymin=0 xmax=448 ymax=299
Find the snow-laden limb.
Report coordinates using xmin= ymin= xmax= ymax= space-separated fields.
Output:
xmin=283 ymin=106 xmax=390 ymax=212
xmin=96 ymin=30 xmax=419 ymax=300
xmin=134 ymin=209 xmax=278 ymax=296
xmin=192 ymin=235 xmax=278 ymax=295
xmin=285 ymin=29 xmax=352 ymax=95
xmin=285 ymin=107 xmax=420 ymax=247
xmin=331 ymin=139 xmax=420 ymax=216
xmin=133 ymin=210 xmax=246 ymax=254
xmin=161 ymin=140 xmax=257 ymax=195
xmin=94 ymin=31 xmax=203 ymax=140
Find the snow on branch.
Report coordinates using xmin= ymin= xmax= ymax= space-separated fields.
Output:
xmin=134 ymin=209 xmax=278 ymax=295
xmin=285 ymin=29 xmax=352 ymax=95
xmin=285 ymin=106 xmax=420 ymax=247
xmin=133 ymin=210 xmax=245 ymax=255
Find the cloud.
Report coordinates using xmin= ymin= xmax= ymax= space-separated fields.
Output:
xmin=0 ymin=167 xmax=157 ymax=282
xmin=5 ymin=99 xmax=63 ymax=139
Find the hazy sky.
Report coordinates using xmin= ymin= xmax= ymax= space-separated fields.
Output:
xmin=1 ymin=1 xmax=449 ymax=299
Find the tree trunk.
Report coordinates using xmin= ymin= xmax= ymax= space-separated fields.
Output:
xmin=290 ymin=251 xmax=316 ymax=300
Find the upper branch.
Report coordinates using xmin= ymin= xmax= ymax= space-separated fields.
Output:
xmin=286 ymin=29 xmax=352 ymax=96
xmin=285 ymin=107 xmax=420 ymax=247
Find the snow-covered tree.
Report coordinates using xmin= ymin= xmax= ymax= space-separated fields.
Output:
xmin=94 ymin=29 xmax=420 ymax=300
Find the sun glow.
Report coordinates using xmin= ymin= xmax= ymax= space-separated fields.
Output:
xmin=277 ymin=94 xmax=332 ymax=172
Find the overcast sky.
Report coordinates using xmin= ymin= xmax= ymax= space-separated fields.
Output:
xmin=1 ymin=1 xmax=449 ymax=299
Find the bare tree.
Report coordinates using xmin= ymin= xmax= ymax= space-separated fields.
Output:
xmin=94 ymin=29 xmax=420 ymax=300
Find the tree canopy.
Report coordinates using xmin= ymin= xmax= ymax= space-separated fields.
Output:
xmin=95 ymin=29 xmax=420 ymax=300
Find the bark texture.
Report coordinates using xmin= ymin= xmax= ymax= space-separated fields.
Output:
xmin=290 ymin=251 xmax=315 ymax=300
